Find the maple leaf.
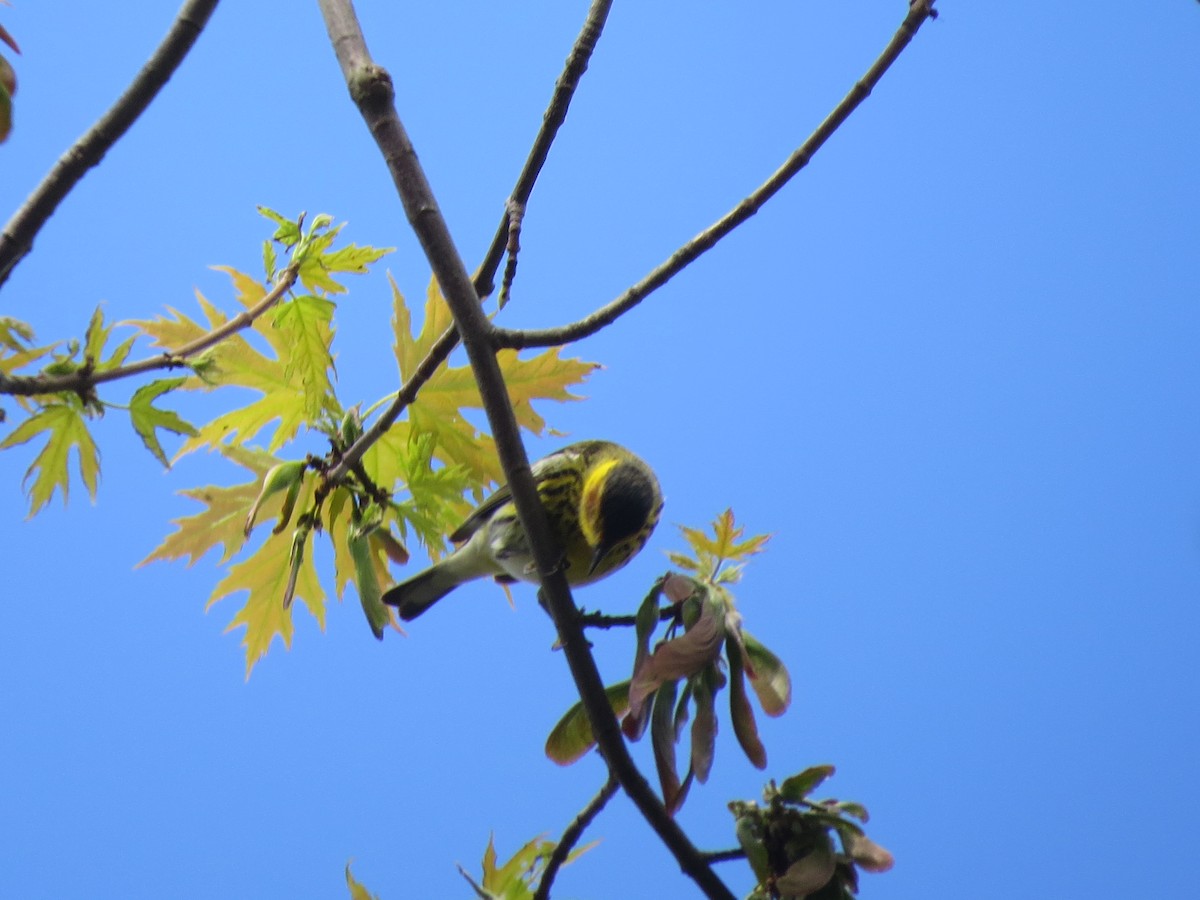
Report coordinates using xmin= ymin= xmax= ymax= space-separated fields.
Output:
xmin=128 ymin=378 xmax=199 ymax=467
xmin=359 ymin=429 xmax=473 ymax=562
xmin=83 ymin=305 xmax=136 ymax=374
xmin=142 ymin=444 xmax=333 ymax=673
xmin=459 ymin=833 xmax=594 ymax=900
xmin=209 ymin=521 xmax=326 ymax=678
xmin=669 ymin=508 xmax=770 ymax=584
xmin=391 ymin=275 xmax=598 ymax=487
xmin=0 ymin=318 xmax=55 ymax=415
xmin=0 ymin=317 xmax=54 ymax=378
xmin=0 ymin=399 xmax=100 ymax=515
xmin=128 ymin=268 xmax=337 ymax=455
xmin=139 ymin=445 xmax=279 ymax=568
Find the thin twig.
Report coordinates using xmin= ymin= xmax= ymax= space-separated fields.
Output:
xmin=317 ymin=4 xmax=734 ymax=897
xmin=492 ymin=0 xmax=940 ymax=351
xmin=496 ymin=199 xmax=525 ymax=311
xmin=474 ymin=0 xmax=614 ymax=300
xmin=579 ymin=606 xmax=677 ymax=630
xmin=0 ymin=261 xmax=299 ymax=397
xmin=0 ymin=0 xmax=221 ymax=289
xmin=701 ymin=848 xmax=747 ymax=865
xmin=533 ymin=774 xmax=619 ymax=900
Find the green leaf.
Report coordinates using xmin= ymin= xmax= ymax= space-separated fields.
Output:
xmin=545 ymin=681 xmax=630 ymax=765
xmin=651 ymin=677 xmax=681 ymax=813
xmin=129 ymin=378 xmax=199 ymax=467
xmin=243 ymin=459 xmax=306 ymax=536
xmin=690 ymin=671 xmax=717 ymax=785
xmin=732 ymin=805 xmax=772 ymax=885
xmin=0 ymin=402 xmax=100 ymax=515
xmin=742 ymin=631 xmax=792 ymax=717
xmin=257 ymin=206 xmax=301 ymax=246
xmin=775 ymin=834 xmax=837 ymax=896
xmin=778 ymin=765 xmax=837 ymax=804
xmin=726 ymin=636 xmax=767 ymax=769
xmin=348 ymin=527 xmax=391 ymax=639
xmin=272 ymin=295 xmax=336 ymax=419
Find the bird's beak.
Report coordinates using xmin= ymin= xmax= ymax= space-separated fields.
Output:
xmin=588 ymin=541 xmax=611 ymax=577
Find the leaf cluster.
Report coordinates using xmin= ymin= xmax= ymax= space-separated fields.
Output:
xmin=457 ymin=834 xmax=592 ymax=900
xmin=731 ymin=767 xmax=894 ymax=900
xmin=548 ymin=512 xmax=791 ymax=815
xmin=2 ymin=209 xmax=596 ymax=673
xmin=127 ymin=211 xmax=595 ymax=673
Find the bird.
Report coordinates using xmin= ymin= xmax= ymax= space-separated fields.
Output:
xmin=382 ymin=440 xmax=663 ymax=621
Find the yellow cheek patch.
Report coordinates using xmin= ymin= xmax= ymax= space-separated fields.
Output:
xmin=579 ymin=457 xmax=618 ymax=547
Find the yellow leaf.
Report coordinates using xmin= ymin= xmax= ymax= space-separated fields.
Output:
xmin=209 ymin=521 xmax=326 ymax=678
xmin=127 ymin=269 xmax=337 ymax=456
xmin=391 ymin=276 xmax=597 ymax=487
xmin=0 ymin=402 xmax=100 ymax=516
xmin=344 ymin=863 xmax=380 ymax=900
xmin=139 ymin=446 xmax=284 ymax=569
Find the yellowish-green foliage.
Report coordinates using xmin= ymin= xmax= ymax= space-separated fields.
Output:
xmin=344 ymin=862 xmax=380 ymax=900
xmin=0 ymin=398 xmax=101 ymax=514
xmin=459 ymin=833 xmax=593 ymax=900
xmin=1 ymin=210 xmax=597 ymax=674
xmin=546 ymin=510 xmax=791 ymax=814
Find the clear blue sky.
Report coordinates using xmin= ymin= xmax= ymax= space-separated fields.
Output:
xmin=2 ymin=2 xmax=1198 ymax=898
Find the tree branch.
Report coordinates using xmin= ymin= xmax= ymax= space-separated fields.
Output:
xmin=319 ymin=0 xmax=614 ymax=487
xmin=492 ymin=0 xmax=940 ymax=351
xmin=0 ymin=0 xmax=221 ymax=289
xmin=0 ymin=260 xmax=299 ymax=397
xmin=474 ymin=0 xmax=613 ymax=300
xmin=318 ymin=3 xmax=733 ymax=897
xmin=533 ymin=774 xmax=619 ymax=900
xmin=320 ymin=322 xmax=457 ymax=485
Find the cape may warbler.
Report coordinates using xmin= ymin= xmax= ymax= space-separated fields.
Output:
xmin=382 ymin=440 xmax=663 ymax=620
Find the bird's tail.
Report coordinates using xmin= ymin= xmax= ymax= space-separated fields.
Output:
xmin=381 ymin=561 xmax=466 ymax=621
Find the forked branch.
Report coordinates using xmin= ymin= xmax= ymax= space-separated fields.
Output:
xmin=317 ymin=2 xmax=735 ymax=897
xmin=493 ymin=0 xmax=940 ymax=351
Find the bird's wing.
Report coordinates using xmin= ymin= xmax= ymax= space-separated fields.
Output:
xmin=446 ymin=445 xmax=583 ymax=543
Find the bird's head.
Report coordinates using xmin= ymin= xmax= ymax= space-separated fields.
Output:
xmin=580 ymin=456 xmax=663 ymax=576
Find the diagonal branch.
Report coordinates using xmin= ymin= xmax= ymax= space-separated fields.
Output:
xmin=474 ymin=0 xmax=614 ymax=300
xmin=320 ymin=0 xmax=614 ymax=487
xmin=493 ymin=0 xmax=940 ymax=351
xmin=0 ymin=260 xmax=298 ymax=397
xmin=533 ymin=773 xmax=619 ymax=900
xmin=317 ymin=3 xmax=734 ymax=897
xmin=0 ymin=0 xmax=221 ymax=290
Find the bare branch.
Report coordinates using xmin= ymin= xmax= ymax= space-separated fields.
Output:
xmin=318 ymin=3 xmax=733 ymax=896
xmin=321 ymin=0 xmax=613 ymax=485
xmin=475 ymin=0 xmax=614 ymax=300
xmin=0 ymin=261 xmax=299 ymax=397
xmin=533 ymin=774 xmax=619 ymax=900
xmin=493 ymin=0 xmax=940 ymax=351
xmin=579 ymin=605 xmax=676 ymax=630
xmin=0 ymin=0 xmax=221 ymax=289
